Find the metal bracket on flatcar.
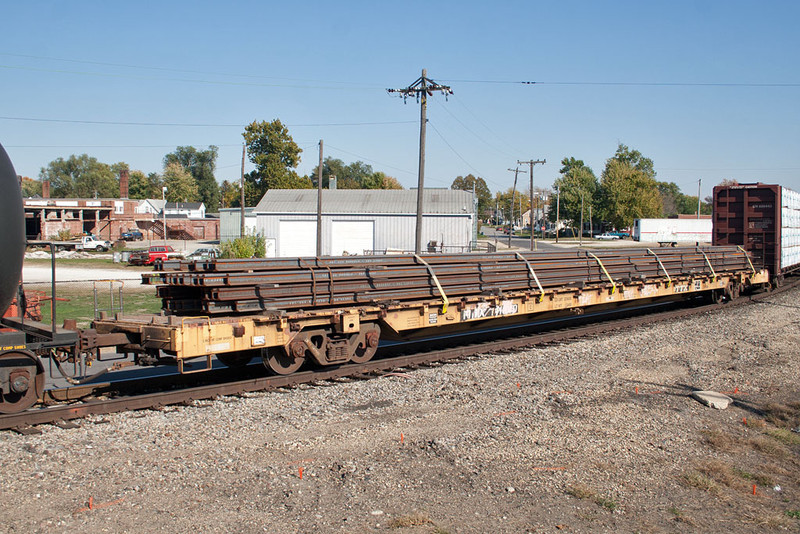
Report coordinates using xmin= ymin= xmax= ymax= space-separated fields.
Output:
xmin=587 ymin=253 xmax=618 ymax=294
xmin=696 ymin=248 xmax=717 ymax=282
xmin=514 ymin=252 xmax=545 ymax=302
xmin=413 ymin=254 xmax=449 ymax=314
xmin=736 ymin=246 xmax=756 ymax=275
xmin=646 ymin=248 xmax=672 ymax=287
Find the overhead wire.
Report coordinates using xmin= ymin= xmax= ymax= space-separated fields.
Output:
xmin=0 ymin=116 xmax=416 ymax=128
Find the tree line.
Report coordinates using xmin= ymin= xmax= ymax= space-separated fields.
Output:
xmin=450 ymin=143 xmax=714 ymax=231
xmin=22 ymin=119 xmax=404 ymax=212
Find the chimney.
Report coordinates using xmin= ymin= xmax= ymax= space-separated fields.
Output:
xmin=42 ymin=180 xmax=50 ymax=198
xmin=119 ymin=169 xmax=129 ymax=199
xmin=329 ymin=175 xmax=337 ymax=190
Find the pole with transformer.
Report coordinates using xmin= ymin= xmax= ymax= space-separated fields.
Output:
xmin=388 ymin=69 xmax=453 ymax=254
xmin=517 ymin=159 xmax=545 ymax=250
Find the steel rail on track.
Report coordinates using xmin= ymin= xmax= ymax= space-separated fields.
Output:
xmin=2 ymin=280 xmax=795 ymax=433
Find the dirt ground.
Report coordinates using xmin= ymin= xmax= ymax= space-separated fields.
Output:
xmin=0 ymin=286 xmax=798 ymax=533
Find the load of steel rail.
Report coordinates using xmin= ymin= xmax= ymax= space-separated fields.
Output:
xmin=145 ymin=246 xmax=754 ymax=315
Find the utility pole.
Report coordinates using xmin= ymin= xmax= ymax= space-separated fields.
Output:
xmin=517 ymin=159 xmax=546 ymax=251
xmin=579 ymin=191 xmax=585 ymax=247
xmin=240 ymin=143 xmax=246 ymax=238
xmin=555 ymin=185 xmax=560 ymax=244
xmin=316 ymin=140 xmax=323 ymax=256
xmin=388 ymin=69 xmax=453 ymax=254
xmin=697 ymin=178 xmax=702 ymax=219
xmin=507 ymin=167 xmax=527 ymax=248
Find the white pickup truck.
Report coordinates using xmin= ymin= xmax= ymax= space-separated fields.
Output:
xmin=51 ymin=235 xmax=113 ymax=252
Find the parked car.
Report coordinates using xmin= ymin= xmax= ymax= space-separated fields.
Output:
xmin=121 ymin=228 xmax=144 ymax=241
xmin=186 ymin=247 xmax=220 ymax=260
xmin=128 ymin=245 xmax=183 ymax=266
xmin=607 ymin=231 xmax=630 ymax=239
xmin=595 ymin=233 xmax=621 ymax=240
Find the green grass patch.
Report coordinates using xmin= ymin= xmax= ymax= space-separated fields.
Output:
xmin=766 ymin=428 xmax=800 ymax=445
xmin=38 ymin=287 xmax=161 ymax=327
xmin=786 ymin=510 xmax=800 ymax=519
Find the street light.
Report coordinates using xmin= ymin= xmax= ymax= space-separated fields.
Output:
xmin=162 ymin=186 xmax=167 ymax=244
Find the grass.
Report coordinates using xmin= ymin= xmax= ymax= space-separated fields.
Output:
xmin=387 ymin=513 xmax=433 ymax=528
xmin=36 ymin=286 xmax=161 ymax=327
xmin=766 ymin=428 xmax=800 ymax=446
xmin=682 ymin=472 xmax=721 ymax=495
xmin=565 ymin=484 xmax=619 ymax=511
xmin=786 ymin=510 xmax=800 ymax=519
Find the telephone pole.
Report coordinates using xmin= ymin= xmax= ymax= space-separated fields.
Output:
xmin=316 ymin=140 xmax=324 ymax=256
xmin=507 ymin=167 xmax=527 ymax=248
xmin=517 ymin=159 xmax=545 ymax=250
xmin=697 ymin=178 xmax=702 ymax=219
xmin=240 ymin=143 xmax=246 ymax=238
xmin=388 ymin=69 xmax=453 ymax=254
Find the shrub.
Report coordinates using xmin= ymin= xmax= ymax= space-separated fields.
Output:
xmin=220 ymin=232 xmax=266 ymax=259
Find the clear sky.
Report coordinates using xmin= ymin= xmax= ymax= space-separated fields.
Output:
xmin=1 ymin=0 xmax=798 ymax=200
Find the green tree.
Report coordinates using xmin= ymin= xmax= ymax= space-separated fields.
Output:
xmin=20 ymin=176 xmax=42 ymax=197
xmin=657 ymin=181 xmax=682 ymax=217
xmin=451 ymin=174 xmax=492 ymax=218
xmin=598 ymin=145 xmax=661 ymax=229
xmin=243 ymin=119 xmax=306 ymax=201
xmin=128 ymin=170 xmax=163 ymax=199
xmin=495 ymin=187 xmax=531 ymax=226
xmin=39 ymin=154 xmax=119 ymax=198
xmin=163 ymin=162 xmax=199 ymax=202
xmin=547 ymin=157 xmax=599 ymax=227
xmin=310 ymin=157 xmax=399 ymax=190
xmin=164 ymin=146 xmax=220 ymax=212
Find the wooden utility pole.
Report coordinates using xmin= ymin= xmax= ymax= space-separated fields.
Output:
xmin=697 ymin=178 xmax=702 ymax=219
xmin=388 ymin=70 xmax=452 ymax=254
xmin=517 ymin=159 xmax=545 ymax=250
xmin=316 ymin=140 xmax=323 ymax=256
xmin=240 ymin=143 xmax=246 ymax=238
xmin=507 ymin=167 xmax=527 ymax=248
xmin=555 ymin=185 xmax=561 ymax=244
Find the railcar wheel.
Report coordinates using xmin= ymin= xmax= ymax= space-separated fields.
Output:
xmin=262 ymin=346 xmax=305 ymax=375
xmin=0 ymin=352 xmax=44 ymax=414
xmin=350 ymin=324 xmax=381 ymax=364
xmin=217 ymin=351 xmax=254 ymax=368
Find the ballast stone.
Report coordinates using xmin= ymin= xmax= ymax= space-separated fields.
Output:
xmin=691 ymin=390 xmax=733 ymax=410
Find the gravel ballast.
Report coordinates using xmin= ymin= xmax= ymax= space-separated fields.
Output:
xmin=1 ymin=287 xmax=799 ymax=533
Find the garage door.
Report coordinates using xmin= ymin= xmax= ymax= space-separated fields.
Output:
xmin=331 ymin=221 xmax=374 ymax=256
xmin=279 ymin=220 xmax=316 ymax=257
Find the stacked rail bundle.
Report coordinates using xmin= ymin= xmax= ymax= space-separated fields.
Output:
xmin=143 ymin=247 xmax=754 ymax=315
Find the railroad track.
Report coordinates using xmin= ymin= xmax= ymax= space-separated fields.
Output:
xmin=2 ymin=281 xmax=795 ymax=433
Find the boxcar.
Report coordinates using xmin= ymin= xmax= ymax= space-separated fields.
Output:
xmin=713 ymin=183 xmax=800 ymax=282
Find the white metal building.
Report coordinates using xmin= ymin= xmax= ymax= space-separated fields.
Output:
xmin=226 ymin=189 xmax=475 ymax=257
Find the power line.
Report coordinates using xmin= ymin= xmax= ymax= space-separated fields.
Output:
xmin=0 ymin=116 xmax=416 ymax=128
xmin=0 ymin=52 xmax=387 ymax=87
xmin=325 ymin=144 xmax=415 ymax=176
xmin=430 ymin=98 xmax=517 ymax=159
xmin=443 ymin=78 xmax=800 ymax=87
xmin=0 ymin=63 xmax=376 ymax=91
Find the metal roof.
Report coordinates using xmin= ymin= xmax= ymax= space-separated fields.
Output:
xmin=254 ymin=189 xmax=474 ymax=215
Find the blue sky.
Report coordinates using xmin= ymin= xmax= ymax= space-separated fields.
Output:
xmin=1 ymin=0 xmax=798 ymax=200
